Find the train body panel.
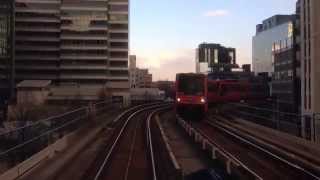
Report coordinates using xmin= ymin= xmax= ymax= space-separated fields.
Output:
xmin=175 ymin=73 xmax=208 ymax=118
xmin=175 ymin=73 xmax=270 ymax=120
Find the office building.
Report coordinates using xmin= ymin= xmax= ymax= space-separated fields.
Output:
xmin=253 ymin=15 xmax=296 ymax=76
xmin=196 ymin=43 xmax=237 ymax=74
xmin=271 ymin=14 xmax=300 ymax=113
xmin=14 ymin=0 xmax=129 ymax=98
xmin=299 ymin=0 xmax=320 ymax=142
xmin=0 ymin=0 xmax=14 ymax=121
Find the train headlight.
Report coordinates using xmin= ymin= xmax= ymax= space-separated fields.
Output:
xmin=177 ymin=98 xmax=181 ymax=102
xmin=200 ymin=97 xmax=206 ymax=103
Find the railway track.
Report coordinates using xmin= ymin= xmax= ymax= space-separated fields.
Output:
xmin=177 ymin=115 xmax=320 ymax=180
xmin=208 ymin=117 xmax=320 ymax=179
xmin=82 ymin=103 xmax=172 ymax=180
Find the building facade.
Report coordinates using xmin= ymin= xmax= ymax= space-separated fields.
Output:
xmin=253 ymin=15 xmax=296 ymax=76
xmin=130 ymin=68 xmax=152 ymax=88
xmin=0 ymin=0 xmax=14 ymax=121
xmin=196 ymin=43 xmax=236 ymax=74
xmin=271 ymin=15 xmax=300 ymax=113
xmin=129 ymin=55 xmax=152 ymax=88
xmin=14 ymin=0 xmax=129 ymax=96
xmin=299 ymin=0 xmax=320 ymax=142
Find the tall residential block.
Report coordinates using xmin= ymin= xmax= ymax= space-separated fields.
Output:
xmin=14 ymin=0 xmax=129 ymax=96
xmin=253 ymin=15 xmax=296 ymax=76
xmin=299 ymin=0 xmax=320 ymax=142
xmin=196 ymin=43 xmax=236 ymax=74
xmin=15 ymin=0 xmax=60 ymax=82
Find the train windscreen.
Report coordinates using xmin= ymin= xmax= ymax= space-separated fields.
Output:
xmin=178 ymin=75 xmax=204 ymax=95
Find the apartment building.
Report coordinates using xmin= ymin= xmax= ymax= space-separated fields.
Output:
xmin=14 ymin=0 xmax=129 ymax=97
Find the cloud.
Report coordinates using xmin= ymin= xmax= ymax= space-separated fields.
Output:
xmin=203 ymin=10 xmax=230 ymax=17
xmin=131 ymin=48 xmax=195 ymax=81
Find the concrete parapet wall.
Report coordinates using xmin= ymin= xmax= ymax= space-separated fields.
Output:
xmin=1 ymin=128 xmax=80 ymax=180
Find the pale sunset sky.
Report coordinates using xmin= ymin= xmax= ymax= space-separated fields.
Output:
xmin=130 ymin=0 xmax=297 ymax=81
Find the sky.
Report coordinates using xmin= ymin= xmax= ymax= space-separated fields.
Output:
xmin=130 ymin=0 xmax=297 ymax=81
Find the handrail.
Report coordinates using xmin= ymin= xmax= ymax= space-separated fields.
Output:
xmin=0 ymin=100 xmax=116 ymax=137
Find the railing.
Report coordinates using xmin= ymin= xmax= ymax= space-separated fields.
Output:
xmin=223 ymin=103 xmax=317 ymax=141
xmin=0 ymin=100 xmax=118 ymax=174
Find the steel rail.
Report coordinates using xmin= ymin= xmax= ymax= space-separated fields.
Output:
xmin=147 ymin=106 xmax=172 ymax=180
xmin=176 ymin=115 xmax=263 ymax=180
xmin=94 ymin=103 xmax=170 ymax=180
xmin=205 ymin=120 xmax=320 ymax=180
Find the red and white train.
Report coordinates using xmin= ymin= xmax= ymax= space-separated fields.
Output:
xmin=175 ymin=73 xmax=269 ymax=117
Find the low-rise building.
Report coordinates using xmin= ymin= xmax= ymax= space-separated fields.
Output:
xmin=17 ymin=80 xmax=51 ymax=105
xmin=129 ymin=55 xmax=153 ymax=88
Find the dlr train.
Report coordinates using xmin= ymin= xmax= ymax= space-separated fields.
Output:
xmin=175 ymin=73 xmax=269 ymax=117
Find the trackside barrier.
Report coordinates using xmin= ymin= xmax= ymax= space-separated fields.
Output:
xmin=0 ymin=100 xmax=117 ymax=176
xmin=152 ymin=115 xmax=183 ymax=180
xmin=176 ymin=115 xmax=263 ymax=180
xmin=224 ymin=103 xmax=317 ymax=141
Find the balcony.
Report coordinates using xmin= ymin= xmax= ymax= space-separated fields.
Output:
xmin=109 ymin=1 xmax=128 ymax=5
xmin=109 ymin=67 xmax=128 ymax=71
xmin=61 ymin=55 xmax=108 ymax=60
xmin=16 ymin=55 xmax=59 ymax=61
xmin=107 ymin=76 xmax=129 ymax=80
xmin=16 ymin=45 xmax=59 ymax=51
xmin=109 ymin=57 xmax=128 ymax=61
xmin=16 ymin=17 xmax=60 ymax=23
xmin=61 ymin=6 xmax=107 ymax=12
xmin=15 ymin=65 xmax=59 ymax=71
xmin=109 ymin=39 xmax=128 ymax=43
xmin=16 ymin=0 xmax=60 ymax=4
xmin=60 ymin=65 xmax=107 ymax=70
xmin=109 ymin=47 xmax=128 ymax=52
xmin=60 ymin=74 xmax=108 ymax=80
xmin=61 ymin=45 xmax=108 ymax=50
xmin=16 ymin=36 xmax=59 ymax=42
xmin=16 ymin=74 xmax=59 ymax=80
xmin=15 ymin=8 xmax=59 ymax=14
xmin=61 ymin=35 xmax=108 ymax=40
xmin=16 ymin=27 xmax=60 ymax=33
xmin=109 ymin=20 xmax=128 ymax=24
xmin=61 ymin=25 xmax=108 ymax=31
xmin=109 ymin=29 xmax=128 ymax=33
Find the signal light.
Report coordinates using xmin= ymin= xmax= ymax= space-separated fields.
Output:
xmin=177 ymin=98 xmax=181 ymax=102
xmin=200 ymin=97 xmax=206 ymax=103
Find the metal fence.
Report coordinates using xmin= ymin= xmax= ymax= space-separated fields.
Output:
xmin=0 ymin=100 xmax=116 ymax=173
xmin=223 ymin=103 xmax=318 ymax=141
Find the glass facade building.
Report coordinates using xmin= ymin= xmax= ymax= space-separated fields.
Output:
xmin=252 ymin=15 xmax=295 ymax=76
xmin=14 ymin=0 xmax=129 ymax=92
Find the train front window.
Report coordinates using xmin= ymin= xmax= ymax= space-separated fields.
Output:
xmin=178 ymin=76 xmax=204 ymax=95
